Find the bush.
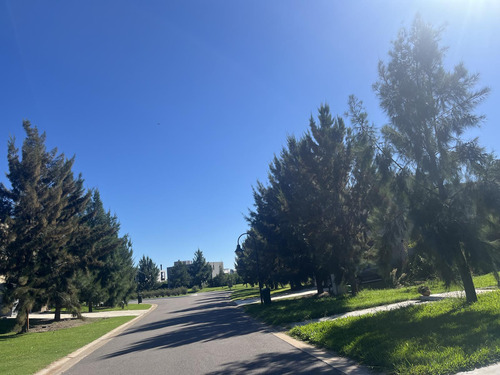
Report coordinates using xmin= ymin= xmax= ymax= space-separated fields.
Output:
xmin=417 ymin=285 xmax=431 ymax=296
xmin=139 ymin=286 xmax=188 ymax=299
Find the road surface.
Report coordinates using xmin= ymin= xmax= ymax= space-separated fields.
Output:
xmin=63 ymin=291 xmax=336 ymax=374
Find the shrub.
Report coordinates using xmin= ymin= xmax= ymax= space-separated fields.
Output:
xmin=139 ymin=287 xmax=188 ymax=299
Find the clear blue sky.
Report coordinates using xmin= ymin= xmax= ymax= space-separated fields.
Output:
xmin=1 ymin=0 xmax=499 ymax=271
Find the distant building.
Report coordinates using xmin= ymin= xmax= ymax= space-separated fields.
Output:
xmin=207 ymin=262 xmax=224 ymax=278
xmin=158 ymin=270 xmax=166 ymax=283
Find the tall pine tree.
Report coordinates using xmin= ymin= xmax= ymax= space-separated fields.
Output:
xmin=374 ymin=17 xmax=490 ymax=303
xmin=190 ymin=249 xmax=211 ymax=288
xmin=0 ymin=121 xmax=90 ymax=330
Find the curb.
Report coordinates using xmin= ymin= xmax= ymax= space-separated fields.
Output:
xmin=232 ymin=299 xmax=373 ymax=374
xmin=272 ymin=331 xmax=374 ymax=375
xmin=34 ymin=304 xmax=158 ymax=375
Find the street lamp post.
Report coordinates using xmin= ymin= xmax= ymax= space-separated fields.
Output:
xmin=235 ymin=232 xmax=263 ymax=305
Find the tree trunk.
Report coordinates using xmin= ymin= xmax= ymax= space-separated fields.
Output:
xmin=22 ymin=310 xmax=30 ymax=333
xmin=54 ymin=304 xmax=62 ymax=321
xmin=457 ymin=249 xmax=478 ymax=303
xmin=88 ymin=301 xmax=93 ymax=313
xmin=315 ymin=273 xmax=324 ymax=294
xmin=492 ymin=267 xmax=500 ymax=288
xmin=349 ymin=275 xmax=359 ymax=297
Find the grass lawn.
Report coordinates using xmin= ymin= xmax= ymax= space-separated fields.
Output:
xmin=231 ymin=285 xmax=292 ymax=301
xmin=244 ymin=286 xmax=420 ymax=325
xmin=243 ymin=273 xmax=499 ymax=326
xmin=52 ymin=303 xmax=151 ymax=313
xmin=289 ymin=291 xmax=500 ymax=375
xmin=188 ymin=284 xmax=248 ymax=294
xmin=84 ymin=303 xmax=151 ymax=312
xmin=0 ymin=316 xmax=134 ymax=375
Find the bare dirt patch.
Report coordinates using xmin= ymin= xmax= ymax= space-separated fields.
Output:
xmin=29 ymin=318 xmax=102 ymax=333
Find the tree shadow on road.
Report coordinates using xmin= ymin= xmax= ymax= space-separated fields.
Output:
xmin=102 ymin=298 xmax=269 ymax=359
xmin=205 ymin=351 xmax=339 ymax=374
xmin=168 ymin=300 xmax=232 ymax=314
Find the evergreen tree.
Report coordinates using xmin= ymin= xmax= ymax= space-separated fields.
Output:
xmin=240 ymin=104 xmax=378 ymax=295
xmin=137 ymin=255 xmax=159 ymax=292
xmin=210 ymin=265 xmax=227 ymax=287
xmin=190 ymin=249 xmax=211 ymax=288
xmin=74 ymin=268 xmax=107 ymax=312
xmin=301 ymin=106 xmax=355 ymax=293
xmin=0 ymin=121 xmax=90 ymax=330
xmin=374 ymin=16 xmax=491 ymax=303
xmin=104 ymin=235 xmax=136 ymax=306
xmin=234 ymin=232 xmax=260 ymax=287
xmin=168 ymin=261 xmax=191 ymax=288
xmin=76 ymin=190 xmax=135 ymax=310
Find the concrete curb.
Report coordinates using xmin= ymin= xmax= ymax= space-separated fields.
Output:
xmin=232 ymin=296 xmax=373 ymax=375
xmin=34 ymin=304 xmax=158 ymax=375
xmin=273 ymin=331 xmax=374 ymax=375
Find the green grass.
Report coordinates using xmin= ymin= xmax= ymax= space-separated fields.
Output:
xmin=188 ymin=284 xmax=248 ymax=294
xmin=243 ymin=273 xmax=499 ymax=326
xmin=84 ymin=303 xmax=151 ymax=312
xmin=51 ymin=303 xmax=151 ymax=313
xmin=0 ymin=316 xmax=134 ymax=375
xmin=290 ymin=291 xmax=500 ymax=375
xmin=231 ymin=285 xmax=292 ymax=301
xmin=185 ymin=283 xmax=293 ymax=298
xmin=244 ymin=286 xmax=420 ymax=325
xmin=423 ymin=273 xmax=499 ymax=294
xmin=469 ymin=272 xmax=500 ymax=288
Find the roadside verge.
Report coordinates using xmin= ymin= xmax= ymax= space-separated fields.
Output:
xmin=34 ymin=304 xmax=157 ymax=375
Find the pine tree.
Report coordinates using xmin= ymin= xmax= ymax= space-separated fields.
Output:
xmin=0 ymin=121 xmax=90 ymax=330
xmin=104 ymin=235 xmax=136 ymax=306
xmin=75 ymin=190 xmax=133 ymax=311
xmin=190 ymin=249 xmax=211 ymax=288
xmin=374 ymin=16 xmax=490 ymax=303
xmin=168 ymin=261 xmax=191 ymax=288
xmin=137 ymin=255 xmax=159 ymax=292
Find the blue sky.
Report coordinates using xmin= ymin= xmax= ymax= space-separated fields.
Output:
xmin=1 ymin=0 xmax=499 ymax=271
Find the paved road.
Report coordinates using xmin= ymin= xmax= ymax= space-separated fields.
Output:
xmin=63 ymin=291 xmax=336 ymax=374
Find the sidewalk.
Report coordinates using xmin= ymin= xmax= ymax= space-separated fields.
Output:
xmin=290 ymin=288 xmax=495 ymax=328
xmin=28 ymin=309 xmax=146 ymax=320
xmin=233 ymin=288 xmax=317 ymax=306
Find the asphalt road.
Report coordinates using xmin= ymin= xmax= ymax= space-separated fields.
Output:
xmin=62 ymin=291 xmax=336 ymax=374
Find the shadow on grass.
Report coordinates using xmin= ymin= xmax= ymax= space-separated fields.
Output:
xmin=0 ymin=319 xmax=16 ymax=334
xmin=231 ymin=287 xmax=261 ymax=300
xmin=292 ymin=294 xmax=500 ymax=373
xmin=244 ymin=295 xmax=352 ymax=325
xmin=245 ymin=287 xmax=422 ymax=326
xmin=231 ymin=286 xmax=295 ymax=301
xmin=0 ymin=318 xmax=54 ymax=336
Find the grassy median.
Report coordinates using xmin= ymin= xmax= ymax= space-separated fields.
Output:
xmin=0 ymin=316 xmax=134 ymax=375
xmin=290 ymin=291 xmax=500 ymax=374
